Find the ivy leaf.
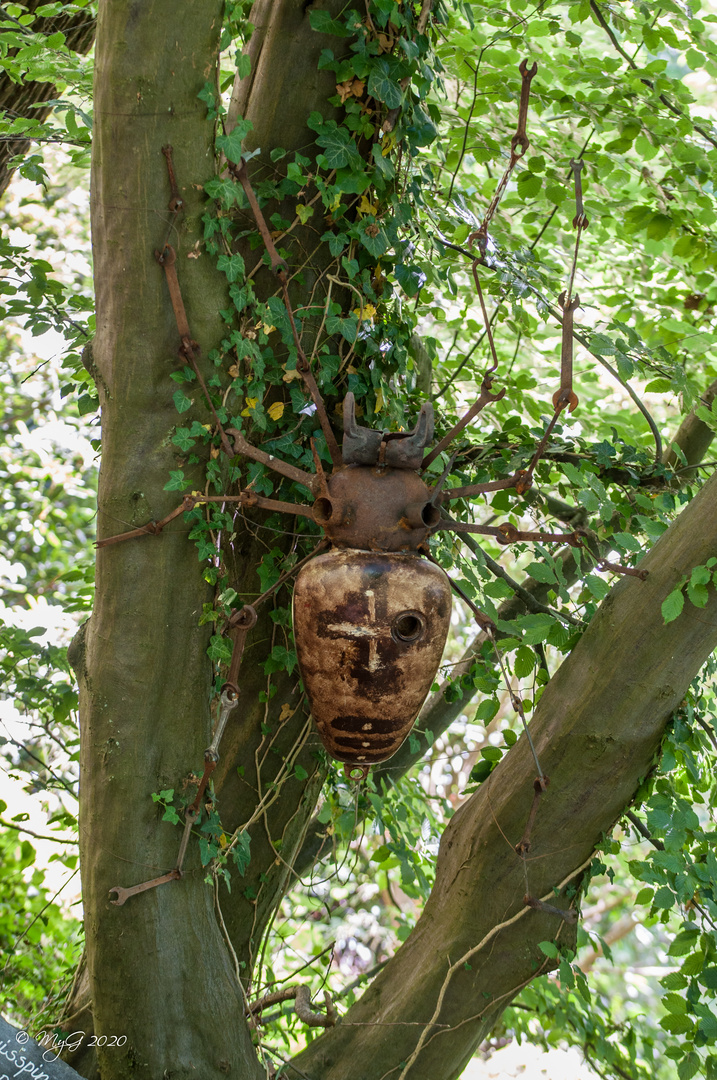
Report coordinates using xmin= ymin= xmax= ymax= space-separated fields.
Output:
xmin=308 ymin=9 xmax=350 ymax=35
xmin=358 ymin=220 xmax=388 ymax=258
xmin=316 ymin=123 xmax=351 ymax=169
xmin=232 ymin=831 xmax=251 ymax=875
xmin=172 ymin=428 xmax=195 ymax=452
xmin=216 ymin=253 xmax=245 ymax=283
xmin=173 ymin=388 xmax=192 ymax=414
xmin=207 ymin=635 xmax=232 ymax=663
xmin=164 ymin=470 xmax=188 ymax=492
xmin=321 ymin=230 xmax=348 ymax=256
xmin=215 ymin=119 xmax=253 ymax=164
xmin=394 ymin=262 xmax=424 ymax=296
xmin=368 ymin=59 xmax=403 ymax=109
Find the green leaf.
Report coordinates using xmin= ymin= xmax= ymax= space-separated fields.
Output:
xmin=216 ymin=119 xmax=253 ymax=164
xmin=647 ymin=213 xmax=672 ymax=241
xmin=308 ymin=9 xmax=350 ymax=35
xmin=368 ymin=59 xmax=403 ymax=109
xmin=164 ymin=470 xmax=188 ymax=492
xmin=77 ymin=392 xmax=99 ymax=416
xmin=662 ymin=588 xmax=685 ymax=624
xmin=216 ymin=253 xmax=245 ymax=282
xmin=207 ymin=635 xmax=232 ymax=663
xmin=653 ymin=885 xmax=675 ymax=909
xmin=660 ymin=1014 xmax=694 ymax=1035
xmin=231 ymin=831 xmax=251 ymax=876
xmin=525 ymin=562 xmax=557 ymax=584
xmin=517 ymin=171 xmax=542 ymax=199
xmin=537 ymin=940 xmax=559 ymax=959
xmin=358 ymin=220 xmax=388 ymax=258
xmin=669 ymin=928 xmax=699 ymax=956
xmin=321 ymin=230 xmax=348 ymax=256
xmin=513 ymin=645 xmax=535 ymax=678
xmin=474 ymin=698 xmax=499 ymax=722
xmin=173 ymin=388 xmax=193 ymax=414
xmin=662 ymin=972 xmax=689 ymax=991
xmin=235 ymin=53 xmax=251 ymax=79
xmin=316 ymin=124 xmax=351 ymax=169
xmin=681 ymin=951 xmax=705 ymax=977
xmin=678 ymin=1052 xmax=701 ymax=1080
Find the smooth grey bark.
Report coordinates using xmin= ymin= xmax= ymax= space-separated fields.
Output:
xmin=75 ymin=1 xmax=263 ymax=1077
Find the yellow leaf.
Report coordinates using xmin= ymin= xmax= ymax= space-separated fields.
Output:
xmin=296 ymin=204 xmax=314 ymax=225
xmin=381 ymin=135 xmax=395 ymax=157
xmin=219 ymin=833 xmax=228 ymax=849
xmin=279 ymin=703 xmax=293 ymax=723
xmin=352 ymin=302 xmax=376 ymax=321
xmin=240 ymin=397 xmax=258 ymax=417
xmin=228 ymin=364 xmax=240 ymax=378
xmin=268 ymin=401 xmax=285 ymax=421
xmin=282 ymin=367 xmax=302 ymax=382
xmin=261 ymin=322 xmax=275 ymax=335
xmin=358 ymin=195 xmax=378 ymax=216
xmin=375 ymin=388 xmax=385 ymax=412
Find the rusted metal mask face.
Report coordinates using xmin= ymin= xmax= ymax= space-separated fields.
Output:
xmin=293 ymin=549 xmax=452 ymax=777
xmin=313 ymin=465 xmax=442 ymax=552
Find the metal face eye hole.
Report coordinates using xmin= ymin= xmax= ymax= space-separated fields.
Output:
xmin=313 ymin=496 xmax=333 ymax=524
xmin=344 ymin=764 xmax=369 ymax=782
xmin=421 ymin=502 xmax=441 ymax=528
xmin=391 ymin=610 xmax=426 ymax=644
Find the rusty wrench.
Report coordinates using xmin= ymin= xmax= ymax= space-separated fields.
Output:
xmin=511 ymin=59 xmax=538 ymax=158
xmin=109 ymin=869 xmax=181 ymax=907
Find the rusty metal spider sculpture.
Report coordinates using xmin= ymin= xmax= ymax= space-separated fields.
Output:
xmin=102 ymin=58 xmax=651 ymax=911
xmin=98 ymin=59 xmax=598 ymax=782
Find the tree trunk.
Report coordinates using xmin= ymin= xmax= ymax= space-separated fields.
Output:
xmin=75 ymin=2 xmax=263 ymax=1076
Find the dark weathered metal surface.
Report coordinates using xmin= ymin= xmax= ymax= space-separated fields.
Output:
xmin=312 ymin=465 xmax=441 ymax=552
xmin=342 ymin=392 xmax=434 ymax=469
xmin=293 ymin=550 xmax=452 ymax=766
